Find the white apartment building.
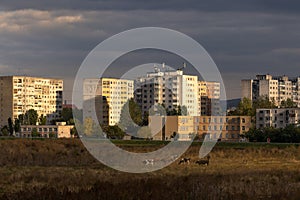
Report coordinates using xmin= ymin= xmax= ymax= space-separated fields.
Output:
xmin=242 ymin=74 xmax=300 ymax=106
xmin=256 ymin=108 xmax=300 ymax=129
xmin=135 ymin=67 xmax=199 ymax=116
xmin=83 ymin=78 xmax=134 ymax=126
xmin=0 ymin=76 xmax=63 ymax=126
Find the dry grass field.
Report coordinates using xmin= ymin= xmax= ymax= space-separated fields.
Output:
xmin=0 ymin=139 xmax=299 ymax=199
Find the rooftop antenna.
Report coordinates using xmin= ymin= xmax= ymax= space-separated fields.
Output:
xmin=154 ymin=64 xmax=158 ymax=72
xmin=178 ymin=62 xmax=186 ymax=71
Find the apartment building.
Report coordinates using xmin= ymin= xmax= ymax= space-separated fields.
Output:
xmin=148 ymin=115 xmax=251 ymax=141
xmin=291 ymin=77 xmax=300 ymax=107
xmin=0 ymin=76 xmax=63 ymax=126
xmin=19 ymin=122 xmax=74 ymax=138
xmin=198 ymin=81 xmax=221 ymax=115
xmin=242 ymin=74 xmax=300 ymax=106
xmin=135 ymin=67 xmax=199 ymax=116
xmin=256 ymin=108 xmax=300 ymax=129
xmin=194 ymin=116 xmax=251 ymax=141
xmin=83 ymin=78 xmax=134 ymax=126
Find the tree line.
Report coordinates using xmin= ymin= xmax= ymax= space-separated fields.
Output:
xmin=245 ymin=125 xmax=300 ymax=143
xmin=229 ymin=96 xmax=297 ymax=117
xmin=0 ymin=108 xmax=81 ymax=137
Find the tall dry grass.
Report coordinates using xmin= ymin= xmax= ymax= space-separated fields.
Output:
xmin=0 ymin=139 xmax=299 ymax=199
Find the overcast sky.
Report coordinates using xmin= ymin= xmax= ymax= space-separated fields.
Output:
xmin=0 ymin=0 xmax=300 ymax=101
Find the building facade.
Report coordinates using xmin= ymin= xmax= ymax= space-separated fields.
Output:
xmin=135 ymin=67 xmax=199 ymax=116
xmin=256 ymin=108 xmax=300 ymax=129
xmin=0 ymin=76 xmax=63 ymax=126
xmin=194 ymin=116 xmax=251 ymax=141
xmin=19 ymin=122 xmax=74 ymax=138
xmin=242 ymin=74 xmax=300 ymax=106
xmin=198 ymin=81 xmax=221 ymax=115
xmin=148 ymin=115 xmax=251 ymax=141
xmin=83 ymin=78 xmax=134 ymax=126
xmin=291 ymin=77 xmax=300 ymax=108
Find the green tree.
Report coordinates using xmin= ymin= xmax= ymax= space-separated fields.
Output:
xmin=70 ymin=127 xmax=79 ymax=138
xmin=102 ymin=125 xmax=125 ymax=139
xmin=280 ymin=98 xmax=297 ymax=108
xmin=14 ymin=118 xmax=21 ymax=133
xmin=24 ymin=109 xmax=38 ymax=125
xmin=166 ymin=105 xmax=188 ymax=116
xmin=8 ymin=117 xmax=14 ymax=136
xmin=254 ymin=96 xmax=276 ymax=109
xmin=31 ymin=128 xmax=40 ymax=137
xmin=61 ymin=108 xmax=75 ymax=124
xmin=18 ymin=114 xmax=24 ymax=125
xmin=39 ymin=114 xmax=47 ymax=125
xmin=237 ymin=97 xmax=254 ymax=116
xmin=1 ymin=126 xmax=9 ymax=136
xmin=119 ymin=98 xmax=143 ymax=133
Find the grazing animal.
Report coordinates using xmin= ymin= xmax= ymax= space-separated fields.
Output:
xmin=143 ymin=159 xmax=154 ymax=165
xmin=178 ymin=157 xmax=191 ymax=165
xmin=195 ymin=155 xmax=210 ymax=166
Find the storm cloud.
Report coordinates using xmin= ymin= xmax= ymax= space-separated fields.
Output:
xmin=0 ymin=1 xmax=299 ymax=100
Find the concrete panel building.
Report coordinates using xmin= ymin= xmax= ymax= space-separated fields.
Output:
xmin=148 ymin=115 xmax=251 ymax=141
xmin=198 ymin=81 xmax=221 ymax=116
xmin=256 ymin=108 xmax=300 ymax=129
xmin=194 ymin=116 xmax=251 ymax=141
xmin=83 ymin=78 xmax=134 ymax=126
xmin=19 ymin=122 xmax=74 ymax=138
xmin=242 ymin=74 xmax=300 ymax=106
xmin=0 ymin=76 xmax=63 ymax=126
xmin=135 ymin=67 xmax=199 ymax=116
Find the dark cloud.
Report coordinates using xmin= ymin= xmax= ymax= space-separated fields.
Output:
xmin=1 ymin=0 xmax=300 ymax=14
xmin=0 ymin=1 xmax=299 ymax=100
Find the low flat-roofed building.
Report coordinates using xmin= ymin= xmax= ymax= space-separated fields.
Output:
xmin=19 ymin=122 xmax=74 ymax=138
xmin=149 ymin=115 xmax=251 ymax=141
xmin=194 ymin=116 xmax=251 ymax=141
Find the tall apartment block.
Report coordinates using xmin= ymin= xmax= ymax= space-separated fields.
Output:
xmin=198 ymin=81 xmax=221 ymax=115
xmin=0 ymin=76 xmax=63 ymax=126
xmin=135 ymin=68 xmax=199 ymax=116
xmin=83 ymin=78 xmax=134 ymax=126
xmin=242 ymin=74 xmax=300 ymax=106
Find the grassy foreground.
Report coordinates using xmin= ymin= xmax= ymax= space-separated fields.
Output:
xmin=0 ymin=139 xmax=299 ymax=199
